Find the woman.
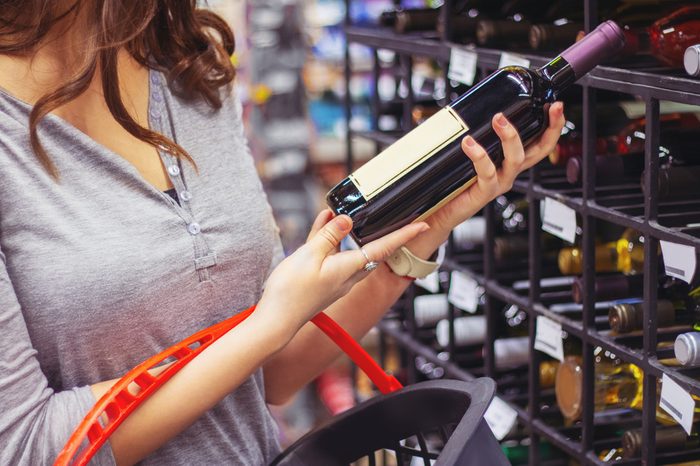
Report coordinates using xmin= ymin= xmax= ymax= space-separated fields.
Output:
xmin=0 ymin=1 xmax=565 ymax=465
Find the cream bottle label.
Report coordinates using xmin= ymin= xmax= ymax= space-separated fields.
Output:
xmin=349 ymin=107 xmax=469 ymax=200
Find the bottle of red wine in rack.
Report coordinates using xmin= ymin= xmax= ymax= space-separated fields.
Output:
xmin=622 ymin=6 xmax=700 ymax=68
xmin=327 ymin=22 xmax=626 ymax=245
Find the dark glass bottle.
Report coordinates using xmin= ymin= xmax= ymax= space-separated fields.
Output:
xmin=622 ymin=424 xmax=700 ymax=458
xmin=566 ymin=153 xmax=646 ymax=185
xmin=645 ymin=164 xmax=700 ymax=201
xmin=378 ymin=7 xmax=438 ymax=32
xmin=608 ymin=300 xmax=679 ymax=333
xmin=530 ymin=22 xmax=584 ymax=50
xmin=550 ymin=112 xmax=700 ymax=167
xmin=327 ymin=22 xmax=626 ymax=245
xmin=571 ymin=273 xmax=644 ymax=304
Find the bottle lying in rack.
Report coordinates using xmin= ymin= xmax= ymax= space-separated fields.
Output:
xmin=475 ymin=0 xmax=577 ymax=48
xmin=608 ymin=297 xmax=700 ymax=334
xmin=571 ymin=273 xmax=644 ymax=304
xmin=555 ymin=348 xmax=700 ymax=424
xmin=558 ymin=228 xmax=646 ymax=275
xmin=644 ymin=164 xmax=700 ymax=201
xmin=685 ymin=44 xmax=700 ymax=77
xmin=549 ymin=105 xmax=700 ymax=166
xmin=378 ymin=7 xmax=440 ymax=34
xmin=622 ymin=6 xmax=700 ymax=69
xmin=619 ymin=423 xmax=700 ymax=459
xmin=556 ymin=111 xmax=700 ymax=173
xmin=327 ymin=22 xmax=626 ymax=245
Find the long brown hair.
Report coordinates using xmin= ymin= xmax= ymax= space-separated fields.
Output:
xmin=0 ymin=1 xmax=236 ymax=179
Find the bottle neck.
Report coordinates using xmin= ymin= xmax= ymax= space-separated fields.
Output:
xmin=538 ymin=56 xmax=576 ymax=96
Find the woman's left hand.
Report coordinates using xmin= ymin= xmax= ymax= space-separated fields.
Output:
xmin=426 ymin=101 xmax=566 ymax=235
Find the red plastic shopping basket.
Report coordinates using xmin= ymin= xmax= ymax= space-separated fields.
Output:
xmin=55 ymin=307 xmax=510 ymax=466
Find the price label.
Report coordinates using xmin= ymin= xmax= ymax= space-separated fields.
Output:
xmin=415 ymin=271 xmax=440 ymax=293
xmin=485 ymin=396 xmax=518 ymax=441
xmin=448 ymin=271 xmax=480 ymax=313
xmin=498 ymin=52 xmax=531 ymax=69
xmin=448 ymin=48 xmax=478 ymax=86
xmin=660 ymin=374 xmax=696 ymax=435
xmin=534 ymin=316 xmax=564 ymax=361
xmin=542 ymin=197 xmax=577 ymax=244
xmin=660 ymin=240 xmax=697 ymax=284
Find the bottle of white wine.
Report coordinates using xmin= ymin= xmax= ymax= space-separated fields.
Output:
xmin=326 ymin=21 xmax=625 ymax=245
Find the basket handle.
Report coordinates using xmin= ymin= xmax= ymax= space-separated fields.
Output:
xmin=54 ymin=307 xmax=402 ymax=466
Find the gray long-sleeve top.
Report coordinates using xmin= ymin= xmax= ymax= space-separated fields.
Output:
xmin=0 ymin=70 xmax=284 ymax=465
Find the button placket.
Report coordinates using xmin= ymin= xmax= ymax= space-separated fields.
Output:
xmin=149 ymin=70 xmax=215 ymax=282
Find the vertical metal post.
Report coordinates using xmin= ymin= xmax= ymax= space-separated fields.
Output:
xmin=580 ymin=86 xmax=597 ymax=460
xmin=401 ymin=54 xmax=415 ymax=131
xmin=527 ymin=171 xmax=542 ymax=466
xmin=343 ymin=0 xmax=353 ymax=175
xmin=371 ymin=49 xmax=381 ymax=132
xmin=642 ymin=98 xmax=660 ymax=466
xmin=441 ymin=0 xmax=454 ymax=42
xmin=580 ymin=1 xmax=598 ymax=460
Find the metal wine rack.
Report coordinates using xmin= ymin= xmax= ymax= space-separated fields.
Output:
xmin=343 ymin=0 xmax=700 ymax=465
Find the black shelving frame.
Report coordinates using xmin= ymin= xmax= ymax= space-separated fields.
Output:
xmin=343 ymin=1 xmax=700 ymax=465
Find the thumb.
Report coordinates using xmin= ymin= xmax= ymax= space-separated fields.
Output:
xmin=308 ymin=214 xmax=353 ymax=257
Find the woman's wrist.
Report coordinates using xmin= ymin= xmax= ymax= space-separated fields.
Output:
xmin=402 ymin=218 xmax=450 ymax=261
xmin=245 ymin=302 xmax=298 ymax=353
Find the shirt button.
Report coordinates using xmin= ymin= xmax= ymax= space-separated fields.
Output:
xmin=152 ymin=92 xmax=162 ymax=102
xmin=187 ymin=222 xmax=201 ymax=235
xmin=150 ymin=109 xmax=161 ymax=120
xmin=180 ymin=190 xmax=193 ymax=202
xmin=150 ymin=73 xmax=160 ymax=84
xmin=168 ymin=165 xmax=181 ymax=176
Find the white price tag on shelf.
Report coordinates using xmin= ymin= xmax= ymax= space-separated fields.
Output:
xmin=448 ymin=48 xmax=478 ymax=86
xmin=485 ymin=396 xmax=518 ymax=441
xmin=660 ymin=240 xmax=697 ymax=284
xmin=534 ymin=316 xmax=564 ymax=361
xmin=660 ymin=374 xmax=696 ymax=435
xmin=415 ymin=271 xmax=440 ymax=293
xmin=541 ymin=197 xmax=577 ymax=244
xmin=448 ymin=271 xmax=479 ymax=313
xmin=498 ymin=52 xmax=531 ymax=69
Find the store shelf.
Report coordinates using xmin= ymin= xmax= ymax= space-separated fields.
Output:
xmin=346 ymin=25 xmax=700 ymax=105
xmin=345 ymin=4 xmax=700 ymax=465
xmin=345 ymin=26 xmax=449 ymax=61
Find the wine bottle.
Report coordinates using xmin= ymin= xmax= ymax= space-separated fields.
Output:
xmin=566 ymin=153 xmax=646 ymax=185
xmin=608 ymin=300 xmax=682 ymax=333
xmin=644 ymin=165 xmax=700 ymax=201
xmin=413 ymin=293 xmax=450 ymax=328
xmin=622 ymin=423 xmax=700 ymax=458
xmin=327 ymin=22 xmax=626 ymax=245
xmin=623 ymin=6 xmax=700 ymax=68
xmin=530 ymin=22 xmax=583 ymax=50
xmin=378 ymin=7 xmax=440 ymax=33
xmin=558 ymin=228 xmax=646 ymax=275
xmin=572 ymin=273 xmax=644 ymax=304
xmin=685 ymin=44 xmax=700 ymax=77
xmin=476 ymin=19 xmax=534 ymax=48
xmin=451 ymin=196 xmax=529 ymax=249
xmin=555 ymin=353 xmax=697 ymax=423
xmin=675 ymin=331 xmax=700 ymax=366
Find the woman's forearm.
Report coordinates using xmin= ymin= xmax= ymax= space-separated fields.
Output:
xmin=263 ymin=225 xmax=450 ymax=405
xmin=89 ymin=311 xmax=291 ymax=466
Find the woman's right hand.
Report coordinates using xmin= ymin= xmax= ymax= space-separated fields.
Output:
xmin=257 ymin=210 xmax=428 ymax=336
